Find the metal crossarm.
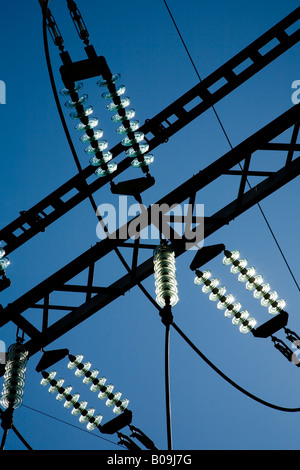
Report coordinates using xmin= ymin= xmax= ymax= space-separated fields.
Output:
xmin=0 ymin=7 xmax=299 ymax=256
xmin=0 ymin=104 xmax=299 ymax=359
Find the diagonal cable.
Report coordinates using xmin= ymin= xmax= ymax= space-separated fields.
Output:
xmin=165 ymin=323 xmax=172 ymax=450
xmin=172 ymin=321 xmax=300 ymax=413
xmin=162 ymin=0 xmax=299 ymax=292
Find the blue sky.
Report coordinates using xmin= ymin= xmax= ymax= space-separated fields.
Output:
xmin=0 ymin=0 xmax=299 ymax=451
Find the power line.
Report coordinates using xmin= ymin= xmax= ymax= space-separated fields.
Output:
xmin=22 ymin=404 xmax=121 ymax=448
xmin=172 ymin=321 xmax=300 ymax=413
xmin=162 ymin=0 xmax=300 ymax=293
xmin=164 ymin=323 xmax=172 ymax=450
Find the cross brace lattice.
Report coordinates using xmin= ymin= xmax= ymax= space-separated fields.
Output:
xmin=0 ymin=103 xmax=299 ymax=362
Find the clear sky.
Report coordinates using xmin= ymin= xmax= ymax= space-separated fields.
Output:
xmin=0 ymin=0 xmax=299 ymax=451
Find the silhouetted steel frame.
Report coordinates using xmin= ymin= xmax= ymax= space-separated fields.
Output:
xmin=0 ymin=6 xmax=299 ymax=255
xmin=0 ymin=103 xmax=299 ymax=360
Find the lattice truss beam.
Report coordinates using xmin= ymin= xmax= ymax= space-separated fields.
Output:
xmin=0 ymin=7 xmax=299 ymax=365
xmin=0 ymin=102 xmax=299 ymax=359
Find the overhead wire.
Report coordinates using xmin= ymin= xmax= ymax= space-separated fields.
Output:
xmin=22 ymin=404 xmax=122 ymax=447
xmin=164 ymin=322 xmax=172 ymax=450
xmin=162 ymin=0 xmax=300 ymax=293
xmin=172 ymin=321 xmax=300 ymax=413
